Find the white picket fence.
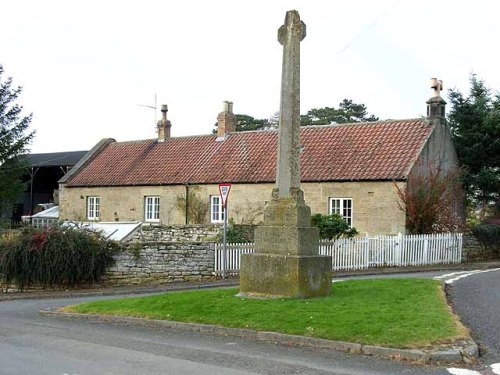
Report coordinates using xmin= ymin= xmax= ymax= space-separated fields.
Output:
xmin=214 ymin=232 xmax=463 ymax=275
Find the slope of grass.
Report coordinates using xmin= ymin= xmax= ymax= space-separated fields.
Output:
xmin=67 ymin=279 xmax=464 ymax=348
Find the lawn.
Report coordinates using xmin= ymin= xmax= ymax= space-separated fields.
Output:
xmin=66 ymin=278 xmax=465 ymax=348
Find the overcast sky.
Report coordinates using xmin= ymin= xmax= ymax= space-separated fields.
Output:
xmin=2 ymin=0 xmax=499 ymax=153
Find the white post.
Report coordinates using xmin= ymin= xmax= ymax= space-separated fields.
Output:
xmin=365 ymin=234 xmax=370 ymax=269
xmin=423 ymin=234 xmax=429 ymax=265
xmin=222 ymin=202 xmax=228 ymax=279
xmin=396 ymin=232 xmax=403 ymax=266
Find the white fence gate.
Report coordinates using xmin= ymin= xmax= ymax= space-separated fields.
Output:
xmin=214 ymin=233 xmax=463 ymax=275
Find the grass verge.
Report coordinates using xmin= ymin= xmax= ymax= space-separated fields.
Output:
xmin=66 ymin=278 xmax=465 ymax=348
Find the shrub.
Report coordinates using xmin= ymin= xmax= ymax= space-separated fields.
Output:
xmin=472 ymin=224 xmax=500 ymax=257
xmin=0 ymin=226 xmax=121 ymax=290
xmin=217 ymin=219 xmax=254 ymax=243
xmin=395 ymin=162 xmax=465 ymax=234
xmin=311 ymin=213 xmax=358 ymax=240
xmin=175 ymin=186 xmax=209 ymax=224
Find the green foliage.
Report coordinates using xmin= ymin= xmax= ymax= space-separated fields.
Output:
xmin=472 ymin=224 xmax=500 ymax=256
xmin=212 ymin=99 xmax=378 ymax=134
xmin=447 ymin=75 xmax=500 ymax=217
xmin=69 ymin=279 xmax=461 ymax=348
xmin=175 ymin=186 xmax=209 ymax=224
xmin=311 ymin=213 xmax=358 ymax=240
xmin=213 ymin=114 xmax=274 ymax=134
xmin=233 ymin=114 xmax=271 ymax=131
xmin=0 ymin=65 xmax=35 ymax=214
xmin=217 ymin=219 xmax=254 ymax=243
xmin=130 ymin=242 xmax=142 ymax=262
xmin=0 ymin=226 xmax=120 ymax=290
xmin=300 ymin=99 xmax=378 ymax=126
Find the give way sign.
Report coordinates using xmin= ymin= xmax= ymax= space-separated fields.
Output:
xmin=218 ymin=183 xmax=232 ymax=208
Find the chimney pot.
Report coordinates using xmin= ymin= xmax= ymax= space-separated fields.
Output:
xmin=217 ymin=100 xmax=237 ymax=138
xmin=157 ymin=103 xmax=171 ymax=141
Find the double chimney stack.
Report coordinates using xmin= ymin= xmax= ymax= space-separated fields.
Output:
xmin=217 ymin=100 xmax=236 ymax=138
xmin=157 ymin=100 xmax=236 ymax=142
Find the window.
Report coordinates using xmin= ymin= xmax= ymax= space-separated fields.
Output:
xmin=210 ymin=195 xmax=224 ymax=223
xmin=329 ymin=198 xmax=353 ymax=226
xmin=87 ymin=196 xmax=100 ymax=220
xmin=144 ymin=196 xmax=160 ymax=222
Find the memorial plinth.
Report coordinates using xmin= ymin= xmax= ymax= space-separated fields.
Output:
xmin=240 ymin=189 xmax=331 ymax=298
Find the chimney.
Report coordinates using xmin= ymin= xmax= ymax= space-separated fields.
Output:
xmin=426 ymin=78 xmax=446 ymax=120
xmin=217 ymin=100 xmax=236 ymax=138
xmin=157 ymin=104 xmax=172 ymax=142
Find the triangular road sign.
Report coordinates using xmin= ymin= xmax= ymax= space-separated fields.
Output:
xmin=218 ymin=183 xmax=232 ymax=208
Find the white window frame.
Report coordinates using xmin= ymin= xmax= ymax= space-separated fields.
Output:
xmin=210 ymin=195 xmax=224 ymax=223
xmin=87 ymin=196 xmax=100 ymax=220
xmin=329 ymin=198 xmax=353 ymax=226
xmin=144 ymin=196 xmax=160 ymax=222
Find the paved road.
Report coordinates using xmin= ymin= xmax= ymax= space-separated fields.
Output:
xmin=446 ymin=268 xmax=500 ymax=366
xmin=0 ymin=293 xmax=453 ymax=375
xmin=1 ymin=269 xmax=499 ymax=375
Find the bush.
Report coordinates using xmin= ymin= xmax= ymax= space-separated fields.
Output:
xmin=0 ymin=226 xmax=121 ymax=290
xmin=472 ymin=224 xmax=500 ymax=257
xmin=175 ymin=186 xmax=209 ymax=224
xmin=395 ymin=163 xmax=465 ymax=234
xmin=217 ymin=219 xmax=254 ymax=243
xmin=311 ymin=213 xmax=358 ymax=240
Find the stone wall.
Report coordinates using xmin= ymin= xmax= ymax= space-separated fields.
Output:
xmin=131 ymin=224 xmax=221 ymax=243
xmin=103 ymin=242 xmax=215 ymax=286
xmin=462 ymin=232 xmax=498 ymax=262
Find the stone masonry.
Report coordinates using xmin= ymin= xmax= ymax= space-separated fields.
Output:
xmin=462 ymin=232 xmax=499 ymax=262
xmin=102 ymin=225 xmax=221 ymax=286
xmin=239 ymin=11 xmax=331 ymax=299
xmin=59 ymin=181 xmax=406 ymax=235
xmin=103 ymin=242 xmax=215 ymax=286
xmin=132 ymin=224 xmax=221 ymax=243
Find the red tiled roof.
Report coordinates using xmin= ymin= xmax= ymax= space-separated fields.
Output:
xmin=65 ymin=119 xmax=433 ymax=187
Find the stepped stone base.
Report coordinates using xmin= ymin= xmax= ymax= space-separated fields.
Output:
xmin=239 ymin=189 xmax=332 ymax=299
xmin=239 ymin=252 xmax=331 ymax=298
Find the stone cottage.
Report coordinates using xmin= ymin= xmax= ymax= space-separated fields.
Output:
xmin=59 ymin=82 xmax=459 ymax=235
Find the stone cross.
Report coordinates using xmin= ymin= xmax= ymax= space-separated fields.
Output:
xmin=276 ymin=10 xmax=306 ymax=198
xmin=238 ymin=10 xmax=331 ymax=299
xmin=430 ymin=78 xmax=443 ymax=97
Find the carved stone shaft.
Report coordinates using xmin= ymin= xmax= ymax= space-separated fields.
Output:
xmin=276 ymin=10 xmax=306 ymax=198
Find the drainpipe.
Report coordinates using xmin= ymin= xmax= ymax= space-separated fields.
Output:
xmin=184 ymin=184 xmax=189 ymax=225
xmin=28 ymin=167 xmax=39 ymax=215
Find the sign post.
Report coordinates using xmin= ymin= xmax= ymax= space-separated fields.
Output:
xmin=218 ymin=183 xmax=231 ymax=279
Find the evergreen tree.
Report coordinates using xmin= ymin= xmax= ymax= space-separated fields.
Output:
xmin=447 ymin=75 xmax=500 ymax=217
xmin=0 ymin=65 xmax=34 ymax=216
xmin=213 ymin=100 xmax=377 ymax=133
xmin=232 ymin=114 xmax=270 ymax=131
xmin=300 ymin=99 xmax=378 ymax=126
xmin=212 ymin=114 xmax=272 ymax=134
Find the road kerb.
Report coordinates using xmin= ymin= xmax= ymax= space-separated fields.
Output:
xmin=40 ymin=308 xmax=478 ymax=365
